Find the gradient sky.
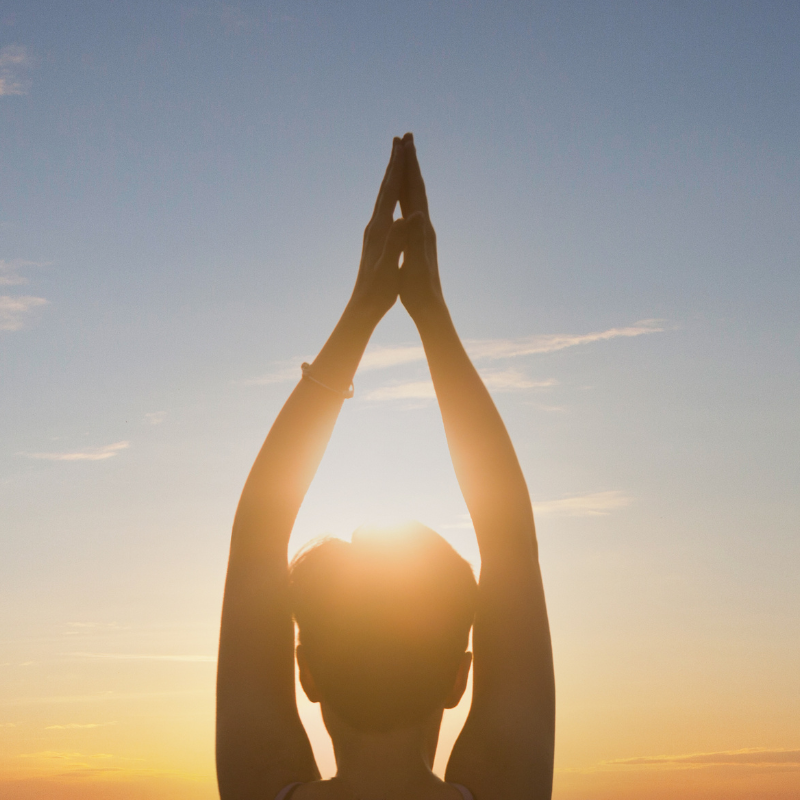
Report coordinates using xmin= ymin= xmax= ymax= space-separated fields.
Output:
xmin=1 ymin=2 xmax=799 ymax=799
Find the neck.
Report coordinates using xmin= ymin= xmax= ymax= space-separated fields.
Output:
xmin=322 ymin=704 xmax=445 ymax=798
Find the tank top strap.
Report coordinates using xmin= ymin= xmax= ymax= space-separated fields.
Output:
xmin=276 ymin=781 xmax=473 ymax=800
xmin=275 ymin=782 xmax=304 ymax=800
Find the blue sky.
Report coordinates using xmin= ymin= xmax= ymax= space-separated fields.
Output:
xmin=1 ymin=2 xmax=799 ymax=796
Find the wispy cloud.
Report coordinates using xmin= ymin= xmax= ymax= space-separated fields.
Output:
xmin=18 ymin=750 xmax=114 ymax=760
xmin=24 ymin=441 xmax=130 ymax=462
xmin=0 ymin=295 xmax=48 ymax=331
xmin=2 ymin=689 xmax=203 ymax=707
xmin=144 ymin=411 xmax=166 ymax=425
xmin=532 ymin=490 xmax=632 ymax=517
xmin=608 ymin=748 xmax=800 ymax=767
xmin=361 ymin=344 xmax=426 ymax=370
xmin=365 ymin=371 xmax=557 ymax=402
xmin=0 ymin=44 xmax=33 ymax=96
xmin=241 ymin=360 xmax=305 ymax=386
xmin=245 ymin=321 xmax=664 ymax=387
xmin=481 ymin=371 xmax=557 ymax=391
xmin=0 ymin=45 xmax=31 ymax=68
xmin=439 ymin=514 xmax=473 ymax=530
xmin=45 ymin=722 xmax=116 ymax=730
xmin=439 ymin=492 xmax=630 ymax=528
xmin=465 ymin=320 xmax=664 ymax=360
xmin=64 ymin=622 xmax=119 ymax=629
xmin=365 ymin=381 xmax=437 ymax=402
xmin=364 ymin=321 xmax=663 ymax=371
xmin=62 ymin=622 xmax=125 ymax=636
xmin=0 ymin=75 xmax=25 ymax=95
xmin=69 ymin=652 xmax=215 ymax=663
xmin=1 ymin=259 xmax=33 ymax=285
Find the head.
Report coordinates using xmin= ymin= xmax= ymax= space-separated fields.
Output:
xmin=289 ymin=522 xmax=477 ymax=733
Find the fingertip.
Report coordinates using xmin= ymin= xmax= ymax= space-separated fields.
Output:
xmin=392 ymin=137 xmax=405 ymax=168
xmin=402 ymin=132 xmax=414 ymax=143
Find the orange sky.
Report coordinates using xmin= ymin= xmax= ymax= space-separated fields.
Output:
xmin=2 ymin=2 xmax=799 ymax=798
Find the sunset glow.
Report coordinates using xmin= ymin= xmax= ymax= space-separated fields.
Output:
xmin=2 ymin=2 xmax=798 ymax=798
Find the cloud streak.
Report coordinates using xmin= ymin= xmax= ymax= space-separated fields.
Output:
xmin=24 ymin=442 xmax=130 ymax=462
xmin=0 ymin=258 xmax=50 ymax=286
xmin=364 ymin=381 xmax=437 ymax=402
xmin=45 ymin=722 xmax=116 ymax=730
xmin=62 ymin=622 xmax=127 ymax=636
xmin=464 ymin=320 xmax=664 ymax=360
xmin=0 ymin=44 xmax=32 ymax=96
xmin=440 ymin=491 xmax=631 ymax=529
xmin=609 ymin=749 xmax=800 ymax=767
xmin=2 ymin=689 xmax=204 ymax=707
xmin=246 ymin=321 xmax=664 ymax=386
xmin=360 ymin=344 xmax=426 ymax=371
xmin=0 ymin=295 xmax=48 ymax=331
xmin=64 ymin=622 xmax=123 ymax=631
xmin=362 ymin=320 xmax=663 ymax=372
xmin=364 ymin=372 xmax=557 ymax=402
xmin=241 ymin=361 xmax=304 ymax=387
xmin=481 ymin=371 xmax=557 ymax=391
xmin=18 ymin=750 xmax=114 ymax=760
xmin=69 ymin=652 xmax=215 ymax=663
xmin=532 ymin=490 xmax=632 ymax=517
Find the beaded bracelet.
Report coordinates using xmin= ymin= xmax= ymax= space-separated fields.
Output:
xmin=301 ymin=362 xmax=354 ymax=399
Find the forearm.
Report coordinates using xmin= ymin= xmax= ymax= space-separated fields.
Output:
xmin=414 ymin=303 xmax=537 ymax=563
xmin=219 ymin=298 xmax=378 ymax=706
xmin=217 ymin=137 xmax=408 ymax=796
xmin=397 ymin=133 xmax=554 ymax=792
xmin=230 ymin=300 xmax=378 ymax=562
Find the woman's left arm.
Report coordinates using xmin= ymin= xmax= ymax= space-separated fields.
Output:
xmin=216 ymin=139 xmax=406 ymax=800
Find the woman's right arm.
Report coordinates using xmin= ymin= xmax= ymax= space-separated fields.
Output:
xmin=217 ymin=138 xmax=408 ymax=799
xmin=398 ymin=135 xmax=555 ymax=799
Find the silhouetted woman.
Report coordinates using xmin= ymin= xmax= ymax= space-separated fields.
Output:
xmin=216 ymin=133 xmax=555 ymax=800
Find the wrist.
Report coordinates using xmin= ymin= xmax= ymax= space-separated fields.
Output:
xmin=342 ymin=296 xmax=383 ymax=336
xmin=410 ymin=298 xmax=451 ymax=332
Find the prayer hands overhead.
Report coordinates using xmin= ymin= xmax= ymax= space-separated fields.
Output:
xmin=398 ymin=133 xmax=446 ymax=322
xmin=350 ymin=133 xmax=446 ymax=327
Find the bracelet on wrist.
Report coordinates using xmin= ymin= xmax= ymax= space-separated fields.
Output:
xmin=301 ymin=362 xmax=354 ymax=399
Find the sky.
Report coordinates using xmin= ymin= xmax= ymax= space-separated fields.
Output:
xmin=1 ymin=1 xmax=799 ymax=798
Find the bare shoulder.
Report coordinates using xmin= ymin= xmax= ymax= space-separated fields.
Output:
xmin=445 ymin=704 xmax=554 ymax=799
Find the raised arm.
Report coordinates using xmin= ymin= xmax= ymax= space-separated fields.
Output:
xmin=216 ymin=138 xmax=408 ymax=800
xmin=398 ymin=134 xmax=555 ymax=799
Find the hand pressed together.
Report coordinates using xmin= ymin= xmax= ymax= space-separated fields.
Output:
xmin=348 ymin=137 xmax=407 ymax=325
xmin=349 ymin=133 xmax=447 ymax=327
xmin=398 ymin=134 xmax=446 ymax=322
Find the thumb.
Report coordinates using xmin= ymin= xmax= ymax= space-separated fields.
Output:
xmin=376 ymin=217 xmax=408 ymax=270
